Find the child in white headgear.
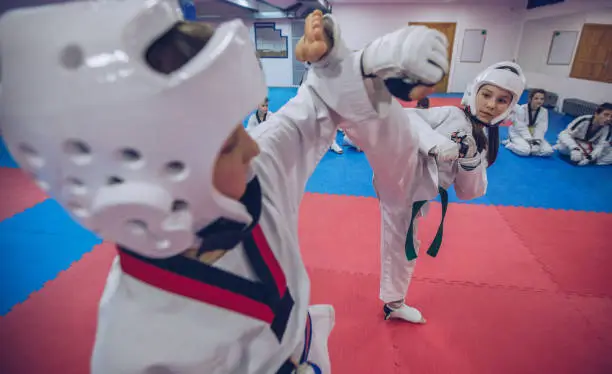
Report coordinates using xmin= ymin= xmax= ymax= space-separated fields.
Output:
xmin=365 ymin=62 xmax=526 ymax=324
xmin=0 ymin=1 xmax=449 ymax=372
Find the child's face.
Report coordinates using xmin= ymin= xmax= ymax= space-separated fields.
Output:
xmin=530 ymin=93 xmax=545 ymax=109
xmin=258 ymin=102 xmax=269 ymax=114
xmin=594 ymin=109 xmax=612 ymax=126
xmin=475 ymin=84 xmax=513 ymax=123
xmin=213 ymin=125 xmax=260 ymax=200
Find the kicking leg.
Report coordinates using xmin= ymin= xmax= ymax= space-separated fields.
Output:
xmin=295 ymin=10 xmax=331 ymax=63
xmin=379 ymin=201 xmax=426 ymax=324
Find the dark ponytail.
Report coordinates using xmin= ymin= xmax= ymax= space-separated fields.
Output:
xmin=486 ymin=126 xmax=500 ymax=166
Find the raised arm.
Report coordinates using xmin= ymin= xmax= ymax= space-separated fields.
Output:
xmin=408 ymin=106 xmax=458 ymax=156
xmin=247 ymin=84 xmax=340 ymax=210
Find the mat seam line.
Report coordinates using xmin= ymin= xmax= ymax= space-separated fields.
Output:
xmin=493 ymin=205 xmax=610 ymax=343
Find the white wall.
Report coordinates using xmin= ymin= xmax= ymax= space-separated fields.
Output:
xmin=331 ymin=3 xmax=524 ymax=93
xmin=517 ymin=7 xmax=612 ymax=108
xmin=245 ymin=20 xmax=294 ymax=87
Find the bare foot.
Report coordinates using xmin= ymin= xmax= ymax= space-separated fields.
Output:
xmin=295 ymin=10 xmax=331 ymax=63
xmin=409 ymin=85 xmax=436 ymax=101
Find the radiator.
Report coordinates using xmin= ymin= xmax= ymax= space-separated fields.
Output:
xmin=526 ymin=88 xmax=558 ymax=109
xmin=562 ymin=98 xmax=599 ymax=117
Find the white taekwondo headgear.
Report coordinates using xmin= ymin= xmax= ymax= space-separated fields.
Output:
xmin=463 ymin=61 xmax=526 ymax=125
xmin=0 ymin=0 xmax=267 ymax=258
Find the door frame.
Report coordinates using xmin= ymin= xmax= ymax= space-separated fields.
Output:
xmin=408 ymin=22 xmax=457 ymax=93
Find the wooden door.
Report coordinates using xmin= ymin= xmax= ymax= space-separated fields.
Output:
xmin=409 ymin=22 xmax=456 ymax=93
xmin=570 ymin=24 xmax=612 ymax=83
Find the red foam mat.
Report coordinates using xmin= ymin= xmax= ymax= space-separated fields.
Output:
xmin=0 ymin=243 xmax=116 ymax=374
xmin=300 ymin=194 xmax=558 ymax=292
xmin=496 ymin=206 xmax=612 ymax=297
xmin=1 ymin=194 xmax=611 ymax=374
xmin=0 ymin=168 xmax=47 ymax=221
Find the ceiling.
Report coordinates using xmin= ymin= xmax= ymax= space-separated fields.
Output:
xmin=1 ymin=0 xmax=588 ymax=21
xmin=328 ymin=0 xmax=527 ymax=5
xmin=195 ymin=0 xmax=257 ymax=19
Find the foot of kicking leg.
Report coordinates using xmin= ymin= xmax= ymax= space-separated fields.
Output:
xmin=383 ymin=300 xmax=426 ymax=324
xmin=295 ymin=10 xmax=331 ymax=63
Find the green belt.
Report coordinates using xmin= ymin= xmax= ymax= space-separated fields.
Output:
xmin=404 ymin=187 xmax=449 ymax=261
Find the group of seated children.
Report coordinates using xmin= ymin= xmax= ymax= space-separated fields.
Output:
xmin=504 ymin=89 xmax=611 ymax=166
xmin=249 ymin=91 xmax=610 ymax=166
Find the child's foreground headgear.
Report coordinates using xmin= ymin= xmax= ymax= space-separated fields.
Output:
xmin=0 ymin=0 xmax=267 ymax=258
xmin=463 ymin=61 xmax=526 ymax=125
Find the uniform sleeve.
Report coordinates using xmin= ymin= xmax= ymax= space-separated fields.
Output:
xmin=246 ymin=113 xmax=257 ymax=131
xmin=560 ymin=115 xmax=589 ymax=149
xmin=410 ymin=106 xmax=458 ymax=155
xmin=454 ymin=159 xmax=487 ymax=201
xmin=592 ymin=125 xmax=610 ymax=159
xmin=248 ymin=85 xmax=338 ymax=212
xmin=533 ymin=108 xmax=549 ymax=140
xmin=513 ymin=105 xmax=533 ymax=140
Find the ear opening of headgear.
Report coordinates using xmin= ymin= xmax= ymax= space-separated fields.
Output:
xmin=145 ymin=21 xmax=215 ymax=75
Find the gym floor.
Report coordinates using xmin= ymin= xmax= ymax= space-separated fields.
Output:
xmin=1 ymin=89 xmax=610 ymax=373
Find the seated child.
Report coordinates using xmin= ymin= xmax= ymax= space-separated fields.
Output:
xmin=505 ymin=88 xmax=553 ymax=157
xmin=554 ymin=102 xmax=612 ymax=165
xmin=246 ymin=97 xmax=273 ymax=131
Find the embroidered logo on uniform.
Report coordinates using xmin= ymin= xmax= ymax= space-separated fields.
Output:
xmin=450 ymin=130 xmax=470 ymax=158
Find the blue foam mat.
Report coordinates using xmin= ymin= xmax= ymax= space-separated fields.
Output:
xmin=0 ymin=137 xmax=18 ymax=168
xmin=0 ymin=199 xmax=103 ymax=315
xmin=0 ymin=229 xmax=101 ymax=316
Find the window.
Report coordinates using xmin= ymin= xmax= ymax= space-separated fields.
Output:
xmin=254 ymin=23 xmax=288 ymax=59
xmin=570 ymin=23 xmax=612 ymax=83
